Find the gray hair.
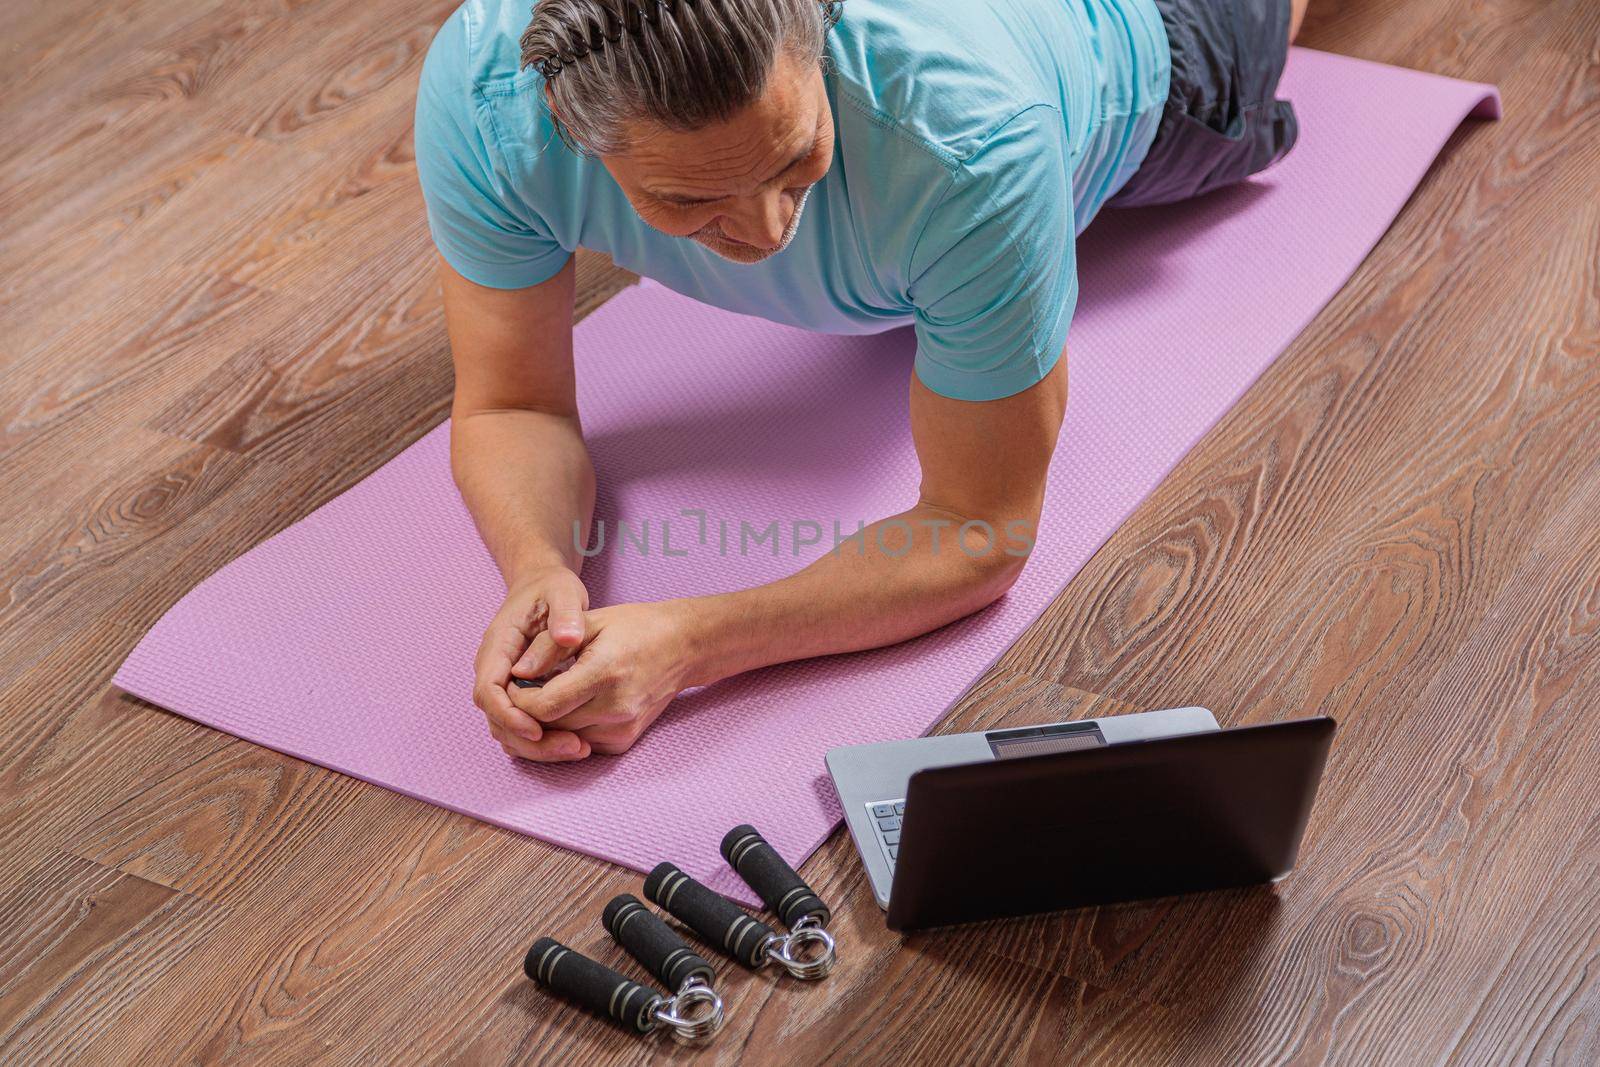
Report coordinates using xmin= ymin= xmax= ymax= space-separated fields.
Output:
xmin=521 ymin=0 xmax=842 ymax=154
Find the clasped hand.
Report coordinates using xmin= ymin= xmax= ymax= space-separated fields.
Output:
xmin=472 ymin=566 xmax=695 ymax=762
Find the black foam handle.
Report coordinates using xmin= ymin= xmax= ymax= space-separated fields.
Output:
xmin=603 ymin=894 xmax=716 ymax=991
xmin=523 ymin=937 xmax=662 ymax=1034
xmin=720 ymin=824 xmax=832 ymax=929
xmin=644 ymin=862 xmax=774 ymax=968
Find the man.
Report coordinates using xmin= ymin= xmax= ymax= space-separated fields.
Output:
xmin=415 ymin=0 xmax=1307 ymax=761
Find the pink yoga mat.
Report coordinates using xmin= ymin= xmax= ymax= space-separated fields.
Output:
xmin=116 ymin=49 xmax=1498 ymax=904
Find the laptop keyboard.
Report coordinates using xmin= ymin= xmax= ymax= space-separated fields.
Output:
xmin=866 ymin=799 xmax=907 ymax=867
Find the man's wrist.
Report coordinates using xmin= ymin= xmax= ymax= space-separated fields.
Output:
xmin=504 ymin=545 xmax=581 ymax=589
xmin=668 ymin=593 xmax=763 ymax=689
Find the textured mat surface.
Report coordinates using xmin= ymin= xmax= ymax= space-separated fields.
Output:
xmin=116 ymin=49 xmax=1498 ymax=903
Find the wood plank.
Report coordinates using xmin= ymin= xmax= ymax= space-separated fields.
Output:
xmin=0 ymin=434 xmax=258 ymax=689
xmin=0 ymin=852 xmax=228 ymax=1060
xmin=70 ymin=741 xmax=380 ymax=905
xmin=0 ymin=686 xmax=234 ymax=890
xmin=1445 ymin=813 xmax=1600 ymax=1065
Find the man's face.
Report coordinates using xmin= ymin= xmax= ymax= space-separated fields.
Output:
xmin=598 ymin=50 xmax=834 ymax=264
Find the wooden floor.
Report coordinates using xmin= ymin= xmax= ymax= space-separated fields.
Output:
xmin=2 ymin=0 xmax=1597 ymax=1062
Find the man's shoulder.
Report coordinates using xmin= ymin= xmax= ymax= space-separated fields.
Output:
xmin=826 ymin=0 xmax=1072 ymax=166
xmin=417 ymin=0 xmax=570 ymax=181
xmin=424 ymin=0 xmax=532 ymax=94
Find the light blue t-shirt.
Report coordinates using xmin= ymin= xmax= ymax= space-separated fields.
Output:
xmin=416 ymin=0 xmax=1169 ymax=401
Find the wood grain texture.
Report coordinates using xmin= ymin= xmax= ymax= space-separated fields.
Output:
xmin=0 ymin=852 xmax=229 ymax=1061
xmin=1 ymin=0 xmax=1596 ymax=1062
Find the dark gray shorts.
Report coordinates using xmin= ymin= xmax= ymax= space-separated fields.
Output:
xmin=1110 ymin=0 xmax=1299 ymax=207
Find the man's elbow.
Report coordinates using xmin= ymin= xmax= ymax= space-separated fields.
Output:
xmin=954 ymin=515 xmax=1036 ymax=610
xmin=447 ymin=418 xmax=475 ymax=491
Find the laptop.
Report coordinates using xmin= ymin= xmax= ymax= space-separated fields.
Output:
xmin=825 ymin=708 xmax=1335 ymax=930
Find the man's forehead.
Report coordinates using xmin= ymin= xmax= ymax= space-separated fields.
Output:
xmin=621 ymin=56 xmax=827 ymax=198
xmin=635 ymin=123 xmax=821 ymax=200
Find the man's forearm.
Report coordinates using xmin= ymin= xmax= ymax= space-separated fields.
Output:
xmin=676 ymin=503 xmax=1032 ymax=687
xmin=451 ymin=408 xmax=595 ymax=584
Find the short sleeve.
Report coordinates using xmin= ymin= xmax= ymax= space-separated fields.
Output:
xmin=413 ymin=13 xmax=570 ymax=290
xmin=908 ymin=108 xmax=1076 ymax=401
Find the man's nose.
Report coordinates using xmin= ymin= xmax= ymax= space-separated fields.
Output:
xmin=722 ymin=189 xmax=790 ymax=250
